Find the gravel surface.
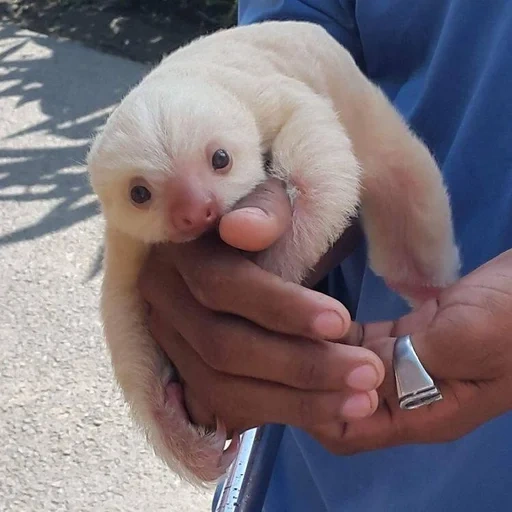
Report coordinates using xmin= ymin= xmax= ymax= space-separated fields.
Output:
xmin=0 ymin=22 xmax=213 ymax=511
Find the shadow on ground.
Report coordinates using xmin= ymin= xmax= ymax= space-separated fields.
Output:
xmin=0 ymin=0 xmax=221 ymax=64
xmin=0 ymin=22 xmax=147 ymax=276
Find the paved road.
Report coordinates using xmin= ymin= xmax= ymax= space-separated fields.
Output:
xmin=0 ymin=22 xmax=213 ymax=511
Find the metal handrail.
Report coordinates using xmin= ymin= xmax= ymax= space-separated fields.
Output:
xmin=214 ymin=424 xmax=284 ymax=512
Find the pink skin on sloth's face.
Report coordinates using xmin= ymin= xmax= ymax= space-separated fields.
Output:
xmin=129 ymin=146 xmax=233 ymax=243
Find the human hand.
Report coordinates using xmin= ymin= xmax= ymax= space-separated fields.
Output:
xmin=138 ymin=178 xmax=385 ymax=437
xmin=307 ymin=249 xmax=512 ymax=454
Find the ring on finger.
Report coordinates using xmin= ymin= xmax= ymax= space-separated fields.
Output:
xmin=393 ymin=334 xmax=443 ymax=410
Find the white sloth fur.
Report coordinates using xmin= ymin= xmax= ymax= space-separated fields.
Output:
xmin=87 ymin=21 xmax=460 ymax=484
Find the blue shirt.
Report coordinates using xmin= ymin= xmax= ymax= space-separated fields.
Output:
xmin=236 ymin=1 xmax=512 ymax=511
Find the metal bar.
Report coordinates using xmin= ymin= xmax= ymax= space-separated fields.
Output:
xmin=214 ymin=424 xmax=285 ymax=512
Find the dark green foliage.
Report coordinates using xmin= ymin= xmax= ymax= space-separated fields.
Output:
xmin=126 ymin=0 xmax=237 ymax=29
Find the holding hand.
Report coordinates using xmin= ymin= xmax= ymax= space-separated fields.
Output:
xmin=140 ymin=178 xmax=509 ymax=459
xmin=309 ymin=249 xmax=512 ymax=454
xmin=139 ymin=179 xmax=385 ymax=438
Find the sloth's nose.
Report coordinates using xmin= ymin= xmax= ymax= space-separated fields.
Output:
xmin=172 ymin=196 xmax=219 ymax=234
xmin=166 ymin=175 xmax=219 ymax=237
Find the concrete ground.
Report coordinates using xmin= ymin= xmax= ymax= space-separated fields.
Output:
xmin=0 ymin=22 xmax=213 ymax=511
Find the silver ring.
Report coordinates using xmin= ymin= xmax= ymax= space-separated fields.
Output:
xmin=393 ymin=334 xmax=443 ymax=410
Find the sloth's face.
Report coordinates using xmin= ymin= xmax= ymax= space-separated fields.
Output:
xmin=87 ymin=78 xmax=266 ymax=244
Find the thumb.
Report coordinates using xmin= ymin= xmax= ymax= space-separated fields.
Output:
xmin=219 ymin=177 xmax=292 ymax=252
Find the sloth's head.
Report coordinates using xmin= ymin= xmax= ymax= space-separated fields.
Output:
xmin=87 ymin=77 xmax=265 ymax=244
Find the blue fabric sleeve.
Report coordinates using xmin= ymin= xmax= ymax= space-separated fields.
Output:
xmin=237 ymin=0 xmax=365 ymax=70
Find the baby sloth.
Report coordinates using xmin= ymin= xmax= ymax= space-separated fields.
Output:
xmin=87 ymin=21 xmax=460 ymax=484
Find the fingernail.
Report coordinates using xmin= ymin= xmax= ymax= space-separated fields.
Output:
xmin=312 ymin=311 xmax=345 ymax=339
xmin=346 ymin=365 xmax=379 ymax=391
xmin=237 ymin=207 xmax=268 ymax=218
xmin=341 ymin=394 xmax=372 ymax=419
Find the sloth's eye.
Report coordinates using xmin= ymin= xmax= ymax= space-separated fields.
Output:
xmin=212 ymin=149 xmax=231 ymax=171
xmin=130 ymin=185 xmax=152 ymax=204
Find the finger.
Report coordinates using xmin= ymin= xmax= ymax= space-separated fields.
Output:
xmin=148 ymin=265 xmax=385 ymax=392
xmin=214 ymin=376 xmax=379 ymax=432
xmin=313 ymin=388 xmax=488 ymax=455
xmin=338 ymin=334 xmax=494 ymax=452
xmin=211 ymin=375 xmax=378 ymax=432
xmin=162 ymin=235 xmax=351 ymax=340
xmin=182 ymin=385 xmax=216 ymax=428
xmin=339 ymin=323 xmax=477 ymax=450
xmin=339 ymin=298 xmax=438 ymax=347
xmin=150 ymin=312 xmax=378 ymax=430
xmin=339 ymin=295 xmax=495 ymax=382
xmin=307 ymin=340 xmax=485 ymax=454
xmin=219 ymin=178 xmax=292 ymax=252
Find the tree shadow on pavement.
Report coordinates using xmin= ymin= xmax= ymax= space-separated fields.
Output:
xmin=0 ymin=22 xmax=147 ymax=278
